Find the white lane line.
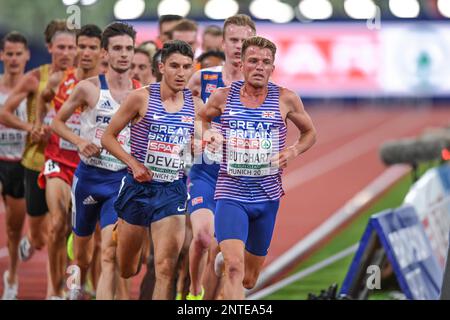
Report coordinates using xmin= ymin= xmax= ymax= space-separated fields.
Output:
xmin=246 ymin=244 xmax=359 ymax=300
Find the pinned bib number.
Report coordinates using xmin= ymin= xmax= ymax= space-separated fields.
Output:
xmin=44 ymin=160 xmax=61 ymax=175
xmin=227 ymin=137 xmax=273 ymax=177
xmin=144 ymin=141 xmax=185 ymax=182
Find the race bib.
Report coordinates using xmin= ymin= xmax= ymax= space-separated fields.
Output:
xmin=227 ymin=137 xmax=273 ymax=177
xmin=82 ymin=126 xmax=128 ymax=171
xmin=44 ymin=159 xmax=60 ymax=175
xmin=144 ymin=141 xmax=185 ymax=182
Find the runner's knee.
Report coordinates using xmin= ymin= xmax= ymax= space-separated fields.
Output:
xmin=154 ymin=256 xmax=178 ymax=280
xmin=193 ymin=230 xmax=212 ymax=251
xmin=224 ymin=256 xmax=245 ymax=282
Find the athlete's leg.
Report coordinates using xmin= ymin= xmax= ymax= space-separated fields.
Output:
xmin=215 ymin=200 xmax=250 ymax=300
xmin=243 ymin=251 xmax=265 ymax=290
xmin=219 ymin=239 xmax=246 ymax=300
xmin=151 ymin=215 xmax=185 ymax=300
xmin=139 ymin=232 xmax=156 ymax=300
xmin=23 ymin=168 xmax=48 ymax=256
xmin=3 ymin=195 xmax=26 ymax=293
xmin=116 ymin=218 xmax=147 ymax=279
xmin=188 ymin=209 xmax=214 ymax=296
xmin=73 ymin=234 xmax=94 ymax=292
xmin=96 ymin=224 xmax=117 ymax=300
xmin=242 ymin=200 xmax=279 ymax=290
xmin=89 ymin=223 xmax=102 ymax=291
xmin=27 ymin=215 xmax=47 ymax=249
xmin=115 ymin=276 xmax=131 ymax=300
xmin=46 ymin=177 xmax=72 ymax=297
xmin=203 ymin=238 xmax=221 ymax=300
xmin=176 ymin=218 xmax=192 ymax=299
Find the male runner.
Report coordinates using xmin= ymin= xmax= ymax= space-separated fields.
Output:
xmin=200 ymin=36 xmax=316 ymax=299
xmin=170 ymin=19 xmax=199 ymax=55
xmin=0 ymin=31 xmax=30 ymax=300
xmin=131 ymin=47 xmax=155 ymax=86
xmin=37 ymin=24 xmax=102 ymax=299
xmin=157 ymin=14 xmax=183 ymax=46
xmin=101 ymin=40 xmax=200 ymax=300
xmin=0 ymin=21 xmax=76 ymax=291
xmin=51 ymin=22 xmax=139 ymax=300
xmin=186 ymin=14 xmax=256 ymax=300
xmin=201 ymin=25 xmax=223 ymax=53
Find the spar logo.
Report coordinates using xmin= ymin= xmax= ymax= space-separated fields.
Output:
xmin=261 ymin=139 xmax=272 ymax=150
xmin=149 ymin=141 xmax=181 ymax=154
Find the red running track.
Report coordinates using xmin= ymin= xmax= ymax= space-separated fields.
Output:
xmin=1 ymin=106 xmax=450 ymax=299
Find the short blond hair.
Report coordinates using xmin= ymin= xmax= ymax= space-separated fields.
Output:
xmin=223 ymin=14 xmax=256 ymax=38
xmin=242 ymin=36 xmax=277 ymax=61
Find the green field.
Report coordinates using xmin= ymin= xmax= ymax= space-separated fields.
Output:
xmin=264 ymin=169 xmax=422 ymax=300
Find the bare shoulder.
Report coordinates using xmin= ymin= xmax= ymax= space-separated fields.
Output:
xmin=48 ymin=71 xmax=64 ymax=88
xmin=126 ymin=86 xmax=149 ymax=103
xmin=76 ymin=76 xmax=100 ymax=94
xmin=84 ymin=75 xmax=100 ymax=88
xmin=20 ymin=69 xmax=40 ymax=92
xmin=121 ymin=86 xmax=149 ymax=115
xmin=279 ymin=87 xmax=302 ymax=105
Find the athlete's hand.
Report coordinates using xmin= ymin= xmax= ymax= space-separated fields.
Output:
xmin=270 ymin=146 xmax=297 ymax=169
xmin=30 ymin=125 xmax=42 ymax=143
xmin=203 ymin=129 xmax=223 ymax=153
xmin=77 ymin=140 xmax=101 ymax=158
xmin=30 ymin=125 xmax=51 ymax=143
xmin=41 ymin=125 xmax=52 ymax=142
xmin=130 ymin=161 xmax=153 ymax=183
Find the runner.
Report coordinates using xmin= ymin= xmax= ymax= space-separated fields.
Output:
xmin=200 ymin=36 xmax=316 ymax=299
xmin=131 ymin=47 xmax=155 ymax=86
xmin=157 ymin=14 xmax=183 ymax=47
xmin=169 ymin=19 xmax=199 ymax=55
xmin=201 ymin=25 xmax=223 ymax=53
xmin=37 ymin=24 xmax=102 ymax=300
xmin=51 ymin=22 xmax=139 ymax=300
xmin=0 ymin=31 xmax=30 ymax=300
xmin=186 ymin=14 xmax=256 ymax=300
xmin=101 ymin=40 xmax=200 ymax=300
xmin=0 ymin=21 xmax=77 ymax=300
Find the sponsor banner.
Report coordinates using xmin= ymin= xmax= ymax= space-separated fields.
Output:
xmin=341 ymin=206 xmax=442 ymax=300
xmin=132 ymin=21 xmax=450 ymax=97
xmin=404 ymin=165 xmax=450 ymax=268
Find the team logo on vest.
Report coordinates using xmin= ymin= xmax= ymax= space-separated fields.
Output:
xmin=261 ymin=139 xmax=272 ymax=150
xmin=203 ymin=74 xmax=218 ymax=81
xmin=99 ymin=99 xmax=113 ymax=110
xmin=262 ymin=111 xmax=275 ymax=119
xmin=205 ymin=83 xmax=217 ymax=94
xmin=181 ymin=116 xmax=194 ymax=124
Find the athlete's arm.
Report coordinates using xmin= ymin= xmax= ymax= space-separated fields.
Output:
xmin=271 ymin=88 xmax=316 ymax=169
xmin=192 ymin=96 xmax=205 ymax=156
xmin=33 ymin=71 xmax=64 ymax=142
xmin=0 ymin=70 xmax=38 ymax=132
xmin=199 ymin=87 xmax=228 ymax=151
xmin=186 ymin=69 xmax=201 ymax=97
xmin=51 ymin=80 xmax=99 ymax=158
xmin=101 ymin=87 xmax=152 ymax=183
